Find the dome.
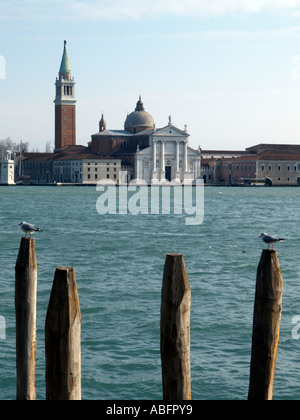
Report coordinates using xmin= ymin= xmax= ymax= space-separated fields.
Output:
xmin=124 ymin=97 xmax=155 ymax=134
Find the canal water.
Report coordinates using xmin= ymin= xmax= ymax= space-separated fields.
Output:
xmin=0 ymin=186 xmax=299 ymax=400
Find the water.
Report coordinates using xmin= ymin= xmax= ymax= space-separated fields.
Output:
xmin=0 ymin=186 xmax=300 ymax=400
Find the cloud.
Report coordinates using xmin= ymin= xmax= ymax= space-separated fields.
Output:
xmin=60 ymin=0 xmax=300 ymax=20
xmin=3 ymin=0 xmax=300 ymax=21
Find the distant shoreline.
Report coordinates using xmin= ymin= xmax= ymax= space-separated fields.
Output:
xmin=1 ymin=183 xmax=298 ymax=188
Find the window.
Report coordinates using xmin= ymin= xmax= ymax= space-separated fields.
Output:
xmin=106 ymin=174 xmax=109 ymax=179
xmin=268 ymin=165 xmax=272 ymax=171
xmin=287 ymin=165 xmax=290 ymax=172
xmin=278 ymin=165 xmax=281 ymax=171
xmin=88 ymin=174 xmax=91 ymax=179
xmin=261 ymin=165 xmax=265 ymax=171
xmin=145 ymin=162 xmax=149 ymax=168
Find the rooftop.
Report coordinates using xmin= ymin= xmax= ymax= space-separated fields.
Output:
xmin=23 ymin=149 xmax=121 ymax=162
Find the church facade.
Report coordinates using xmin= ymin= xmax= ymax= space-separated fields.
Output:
xmin=135 ymin=119 xmax=201 ymax=184
xmin=90 ymin=98 xmax=202 ymax=184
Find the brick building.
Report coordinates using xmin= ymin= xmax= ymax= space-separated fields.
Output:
xmin=256 ymin=154 xmax=300 ymax=185
xmin=201 ymin=144 xmax=300 ymax=186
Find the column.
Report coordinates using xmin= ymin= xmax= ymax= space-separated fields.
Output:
xmin=176 ymin=141 xmax=180 ymax=172
xmin=136 ymin=156 xmax=140 ymax=180
xmin=183 ymin=141 xmax=188 ymax=173
xmin=197 ymin=159 xmax=201 ymax=178
xmin=160 ymin=141 xmax=166 ymax=181
xmin=176 ymin=141 xmax=180 ymax=181
xmin=153 ymin=141 xmax=157 ymax=173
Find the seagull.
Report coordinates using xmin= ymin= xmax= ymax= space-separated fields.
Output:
xmin=19 ymin=222 xmax=42 ymax=237
xmin=259 ymin=233 xmax=285 ymax=250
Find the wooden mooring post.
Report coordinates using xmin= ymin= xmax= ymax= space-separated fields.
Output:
xmin=45 ymin=267 xmax=81 ymax=400
xmin=15 ymin=237 xmax=37 ymax=400
xmin=248 ymin=249 xmax=283 ymax=401
xmin=160 ymin=253 xmax=192 ymax=400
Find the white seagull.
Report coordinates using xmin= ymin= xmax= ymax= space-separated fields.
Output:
xmin=19 ymin=222 xmax=42 ymax=237
xmin=259 ymin=233 xmax=285 ymax=250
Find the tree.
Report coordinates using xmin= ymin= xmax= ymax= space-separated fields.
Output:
xmin=0 ymin=138 xmax=29 ymax=158
xmin=45 ymin=141 xmax=53 ymax=153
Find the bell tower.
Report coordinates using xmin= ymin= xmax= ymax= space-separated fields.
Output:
xmin=54 ymin=41 xmax=76 ymax=152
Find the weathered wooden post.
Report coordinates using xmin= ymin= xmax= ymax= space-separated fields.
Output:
xmin=248 ymin=249 xmax=283 ymax=400
xmin=15 ymin=237 xmax=37 ymax=400
xmin=45 ymin=267 xmax=81 ymax=400
xmin=161 ymin=253 xmax=192 ymax=400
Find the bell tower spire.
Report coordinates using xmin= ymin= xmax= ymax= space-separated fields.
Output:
xmin=54 ymin=41 xmax=77 ymax=152
xmin=99 ymin=113 xmax=106 ymax=132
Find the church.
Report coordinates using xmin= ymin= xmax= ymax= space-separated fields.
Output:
xmin=19 ymin=42 xmax=201 ymax=185
xmin=90 ymin=97 xmax=202 ymax=184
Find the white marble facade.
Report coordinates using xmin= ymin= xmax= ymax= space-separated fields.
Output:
xmin=135 ymin=123 xmax=201 ymax=184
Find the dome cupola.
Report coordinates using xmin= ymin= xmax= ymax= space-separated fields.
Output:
xmin=124 ymin=96 xmax=155 ymax=134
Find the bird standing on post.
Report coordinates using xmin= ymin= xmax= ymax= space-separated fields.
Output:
xmin=19 ymin=222 xmax=42 ymax=237
xmin=259 ymin=233 xmax=285 ymax=250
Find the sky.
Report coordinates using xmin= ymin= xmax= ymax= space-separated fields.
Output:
xmin=2 ymin=1 xmax=300 ymax=151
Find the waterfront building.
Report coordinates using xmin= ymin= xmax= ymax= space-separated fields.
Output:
xmin=256 ymin=154 xmax=300 ymax=186
xmin=91 ymin=98 xmax=201 ymax=183
xmin=201 ymin=144 xmax=300 ymax=186
xmin=0 ymin=150 xmax=16 ymax=185
xmin=135 ymin=117 xmax=201 ymax=183
xmin=15 ymin=42 xmax=201 ymax=185
xmin=21 ymin=148 xmax=121 ymax=185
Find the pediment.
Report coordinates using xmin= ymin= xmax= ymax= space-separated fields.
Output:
xmin=153 ymin=124 xmax=190 ymax=139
